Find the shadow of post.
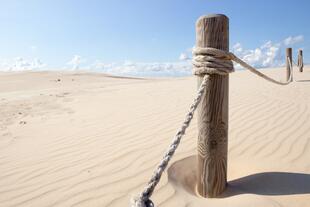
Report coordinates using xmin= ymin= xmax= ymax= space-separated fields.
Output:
xmin=168 ymin=155 xmax=310 ymax=197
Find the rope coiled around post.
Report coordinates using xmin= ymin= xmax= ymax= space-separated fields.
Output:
xmin=192 ymin=47 xmax=235 ymax=75
xmin=131 ymin=47 xmax=293 ymax=207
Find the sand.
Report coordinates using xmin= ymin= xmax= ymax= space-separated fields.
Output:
xmin=0 ymin=67 xmax=309 ymax=207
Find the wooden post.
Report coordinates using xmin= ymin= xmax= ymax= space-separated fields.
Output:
xmin=286 ymin=48 xmax=292 ymax=81
xmin=298 ymin=49 xmax=304 ymax=72
xmin=196 ymin=14 xmax=228 ymax=198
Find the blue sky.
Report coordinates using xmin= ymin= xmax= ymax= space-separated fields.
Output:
xmin=0 ymin=0 xmax=309 ymax=75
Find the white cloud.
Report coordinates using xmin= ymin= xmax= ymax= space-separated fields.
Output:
xmin=232 ymin=35 xmax=304 ymax=69
xmin=0 ymin=57 xmax=46 ymax=71
xmin=67 ymin=55 xmax=84 ymax=70
xmin=32 ymin=58 xmax=46 ymax=69
xmin=90 ymin=60 xmax=116 ymax=71
xmin=85 ymin=49 xmax=193 ymax=76
xmin=232 ymin=42 xmax=243 ymax=53
xmin=179 ymin=53 xmax=190 ymax=61
xmin=0 ymin=35 xmax=304 ymax=76
xmin=85 ymin=34 xmax=304 ymax=76
xmin=179 ymin=47 xmax=195 ymax=61
xmin=283 ymin=35 xmax=304 ymax=46
xmin=88 ymin=60 xmax=192 ymax=77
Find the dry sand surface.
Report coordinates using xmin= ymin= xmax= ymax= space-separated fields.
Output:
xmin=0 ymin=67 xmax=310 ymax=207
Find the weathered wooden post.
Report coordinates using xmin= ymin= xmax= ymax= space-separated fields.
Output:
xmin=196 ymin=14 xmax=228 ymax=198
xmin=298 ymin=49 xmax=304 ymax=72
xmin=286 ymin=48 xmax=293 ymax=81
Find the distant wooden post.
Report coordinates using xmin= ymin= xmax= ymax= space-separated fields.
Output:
xmin=196 ymin=14 xmax=228 ymax=198
xmin=298 ymin=49 xmax=304 ymax=72
xmin=286 ymin=48 xmax=292 ymax=81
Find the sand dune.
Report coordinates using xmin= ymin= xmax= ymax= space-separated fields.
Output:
xmin=0 ymin=67 xmax=310 ymax=207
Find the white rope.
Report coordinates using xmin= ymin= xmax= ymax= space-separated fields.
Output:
xmin=192 ymin=47 xmax=234 ymax=75
xmin=193 ymin=47 xmax=293 ymax=85
xmin=131 ymin=47 xmax=293 ymax=207
xmin=131 ymin=74 xmax=211 ymax=207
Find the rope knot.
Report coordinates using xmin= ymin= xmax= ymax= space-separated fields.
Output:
xmin=192 ymin=47 xmax=235 ymax=76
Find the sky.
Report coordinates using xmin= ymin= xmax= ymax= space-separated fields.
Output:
xmin=0 ymin=0 xmax=309 ymax=76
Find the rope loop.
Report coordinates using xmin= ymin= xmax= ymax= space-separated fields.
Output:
xmin=192 ymin=47 xmax=235 ymax=76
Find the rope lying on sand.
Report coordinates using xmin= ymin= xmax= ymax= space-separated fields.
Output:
xmin=131 ymin=47 xmax=293 ymax=207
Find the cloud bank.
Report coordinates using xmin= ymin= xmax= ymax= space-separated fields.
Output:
xmin=232 ymin=35 xmax=304 ymax=69
xmin=0 ymin=35 xmax=304 ymax=77
xmin=283 ymin=35 xmax=304 ymax=46
xmin=67 ymin=55 xmax=83 ymax=70
xmin=88 ymin=60 xmax=192 ymax=77
xmin=0 ymin=57 xmax=46 ymax=71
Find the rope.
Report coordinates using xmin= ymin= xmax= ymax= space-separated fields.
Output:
xmin=192 ymin=47 xmax=234 ymax=75
xmin=193 ymin=47 xmax=293 ymax=85
xmin=131 ymin=74 xmax=211 ymax=207
xmin=131 ymin=47 xmax=293 ymax=207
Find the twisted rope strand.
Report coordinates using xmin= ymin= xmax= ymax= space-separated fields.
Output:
xmin=230 ymin=52 xmax=293 ymax=85
xmin=131 ymin=74 xmax=211 ymax=207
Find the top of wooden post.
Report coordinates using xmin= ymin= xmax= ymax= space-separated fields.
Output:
xmin=195 ymin=14 xmax=229 ymax=51
xmin=197 ymin=13 xmax=228 ymax=20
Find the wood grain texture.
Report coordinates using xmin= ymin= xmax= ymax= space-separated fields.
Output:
xmin=286 ymin=48 xmax=293 ymax=81
xmin=195 ymin=14 xmax=228 ymax=198
xmin=298 ymin=49 xmax=303 ymax=72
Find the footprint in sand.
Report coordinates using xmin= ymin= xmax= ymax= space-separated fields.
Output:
xmin=19 ymin=121 xmax=27 ymax=125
